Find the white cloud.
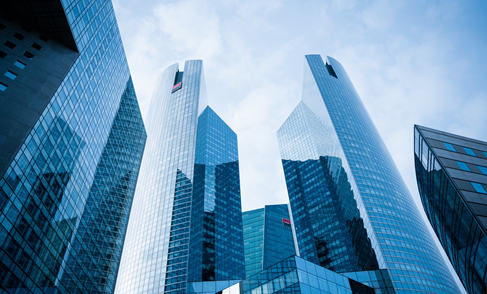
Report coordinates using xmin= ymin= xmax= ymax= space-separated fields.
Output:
xmin=450 ymin=92 xmax=487 ymax=138
xmin=112 ymin=0 xmax=487 ymax=291
xmin=152 ymin=1 xmax=223 ymax=58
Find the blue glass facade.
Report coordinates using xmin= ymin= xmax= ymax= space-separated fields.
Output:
xmin=277 ymin=55 xmax=459 ymax=293
xmin=189 ymin=107 xmax=245 ymax=282
xmin=59 ymin=78 xmax=146 ymax=293
xmin=278 ymin=103 xmax=379 ymax=273
xmin=242 ymin=204 xmax=296 ymax=277
xmin=0 ymin=0 xmax=146 ymax=292
xmin=188 ymin=256 xmax=395 ymax=294
xmin=116 ymin=61 xmax=245 ymax=294
xmin=242 ymin=208 xmax=265 ymax=277
xmin=415 ymin=125 xmax=487 ymax=294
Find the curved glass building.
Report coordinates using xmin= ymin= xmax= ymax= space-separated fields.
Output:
xmin=415 ymin=125 xmax=487 ymax=294
xmin=277 ymin=55 xmax=459 ymax=293
xmin=116 ymin=60 xmax=245 ymax=294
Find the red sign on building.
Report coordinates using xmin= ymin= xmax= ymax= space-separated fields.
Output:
xmin=172 ymin=82 xmax=182 ymax=93
xmin=282 ymin=218 xmax=291 ymax=227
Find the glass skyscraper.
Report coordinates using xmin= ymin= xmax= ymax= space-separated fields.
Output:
xmin=242 ymin=204 xmax=297 ymax=277
xmin=415 ymin=125 xmax=487 ymax=294
xmin=116 ymin=60 xmax=245 ymax=294
xmin=277 ymin=55 xmax=459 ymax=293
xmin=0 ymin=0 xmax=146 ymax=293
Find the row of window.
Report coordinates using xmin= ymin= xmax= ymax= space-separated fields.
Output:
xmin=442 ymin=142 xmax=487 ymax=194
xmin=456 ymin=161 xmax=487 ymax=174
xmin=452 ymin=162 xmax=487 ymax=193
xmin=443 ymin=142 xmax=487 ymax=158
xmin=1 ymin=60 xmax=27 ymax=91
xmin=0 ymin=21 xmax=47 ymax=91
xmin=471 ymin=182 xmax=487 ymax=194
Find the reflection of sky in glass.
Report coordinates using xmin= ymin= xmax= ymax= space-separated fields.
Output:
xmin=189 ymin=105 xmax=245 ymax=282
xmin=195 ymin=106 xmax=238 ymax=212
xmin=118 ymin=61 xmax=244 ymax=293
xmin=278 ymin=100 xmax=378 ymax=273
xmin=189 ymin=255 xmax=396 ymax=294
xmin=278 ymin=55 xmax=459 ymax=293
xmin=118 ymin=60 xmax=207 ymax=294
xmin=415 ymin=125 xmax=487 ymax=294
xmin=0 ymin=0 xmax=145 ymax=291
xmin=242 ymin=204 xmax=296 ymax=277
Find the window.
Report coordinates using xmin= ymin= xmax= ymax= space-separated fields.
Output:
xmin=483 ymin=152 xmax=487 ymax=158
xmin=22 ymin=26 xmax=33 ymax=32
xmin=464 ymin=147 xmax=477 ymax=156
xmin=456 ymin=161 xmax=470 ymax=171
xmin=4 ymin=41 xmax=16 ymax=49
xmin=14 ymin=61 xmax=26 ymax=69
xmin=326 ymin=62 xmax=338 ymax=78
xmin=4 ymin=71 xmax=17 ymax=80
xmin=443 ymin=142 xmax=456 ymax=152
xmin=0 ymin=82 xmax=7 ymax=92
xmin=23 ymin=51 xmax=34 ymax=59
xmin=13 ymin=33 xmax=25 ymax=41
xmin=0 ymin=50 xmax=6 ymax=58
xmin=471 ymin=182 xmax=487 ymax=194
xmin=478 ymin=166 xmax=487 ymax=175
xmin=31 ymin=43 xmax=42 ymax=50
xmin=39 ymin=35 xmax=49 ymax=42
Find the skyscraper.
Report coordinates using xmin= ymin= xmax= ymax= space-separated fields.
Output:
xmin=415 ymin=125 xmax=487 ymax=294
xmin=0 ymin=1 xmax=146 ymax=293
xmin=116 ymin=60 xmax=245 ymax=294
xmin=277 ymin=55 xmax=459 ymax=293
xmin=242 ymin=204 xmax=297 ymax=277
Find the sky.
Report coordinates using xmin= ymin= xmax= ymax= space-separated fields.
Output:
xmin=112 ymin=0 xmax=487 ymax=291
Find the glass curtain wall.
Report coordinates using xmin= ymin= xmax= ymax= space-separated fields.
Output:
xmin=116 ymin=61 xmax=245 ymax=294
xmin=0 ymin=0 xmax=146 ymax=292
xmin=277 ymin=55 xmax=460 ymax=293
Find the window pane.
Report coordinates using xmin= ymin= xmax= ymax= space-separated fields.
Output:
xmin=443 ymin=142 xmax=456 ymax=152
xmin=471 ymin=182 xmax=487 ymax=194
xmin=483 ymin=152 xmax=487 ymax=158
xmin=464 ymin=147 xmax=477 ymax=156
xmin=478 ymin=166 xmax=487 ymax=175
xmin=14 ymin=60 xmax=26 ymax=69
xmin=456 ymin=161 xmax=471 ymax=171
xmin=4 ymin=70 xmax=17 ymax=80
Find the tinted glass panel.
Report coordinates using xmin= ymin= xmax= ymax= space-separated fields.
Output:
xmin=478 ymin=166 xmax=487 ymax=175
xmin=464 ymin=147 xmax=477 ymax=156
xmin=443 ymin=142 xmax=456 ymax=152
xmin=4 ymin=41 xmax=16 ymax=49
xmin=31 ymin=42 xmax=42 ymax=50
xmin=14 ymin=61 xmax=26 ymax=69
xmin=456 ymin=161 xmax=470 ymax=171
xmin=4 ymin=71 xmax=17 ymax=80
xmin=13 ymin=32 xmax=25 ymax=40
xmin=23 ymin=51 xmax=34 ymax=59
xmin=471 ymin=182 xmax=487 ymax=194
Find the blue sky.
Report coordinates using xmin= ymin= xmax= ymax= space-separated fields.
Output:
xmin=112 ymin=0 xmax=487 ymax=291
